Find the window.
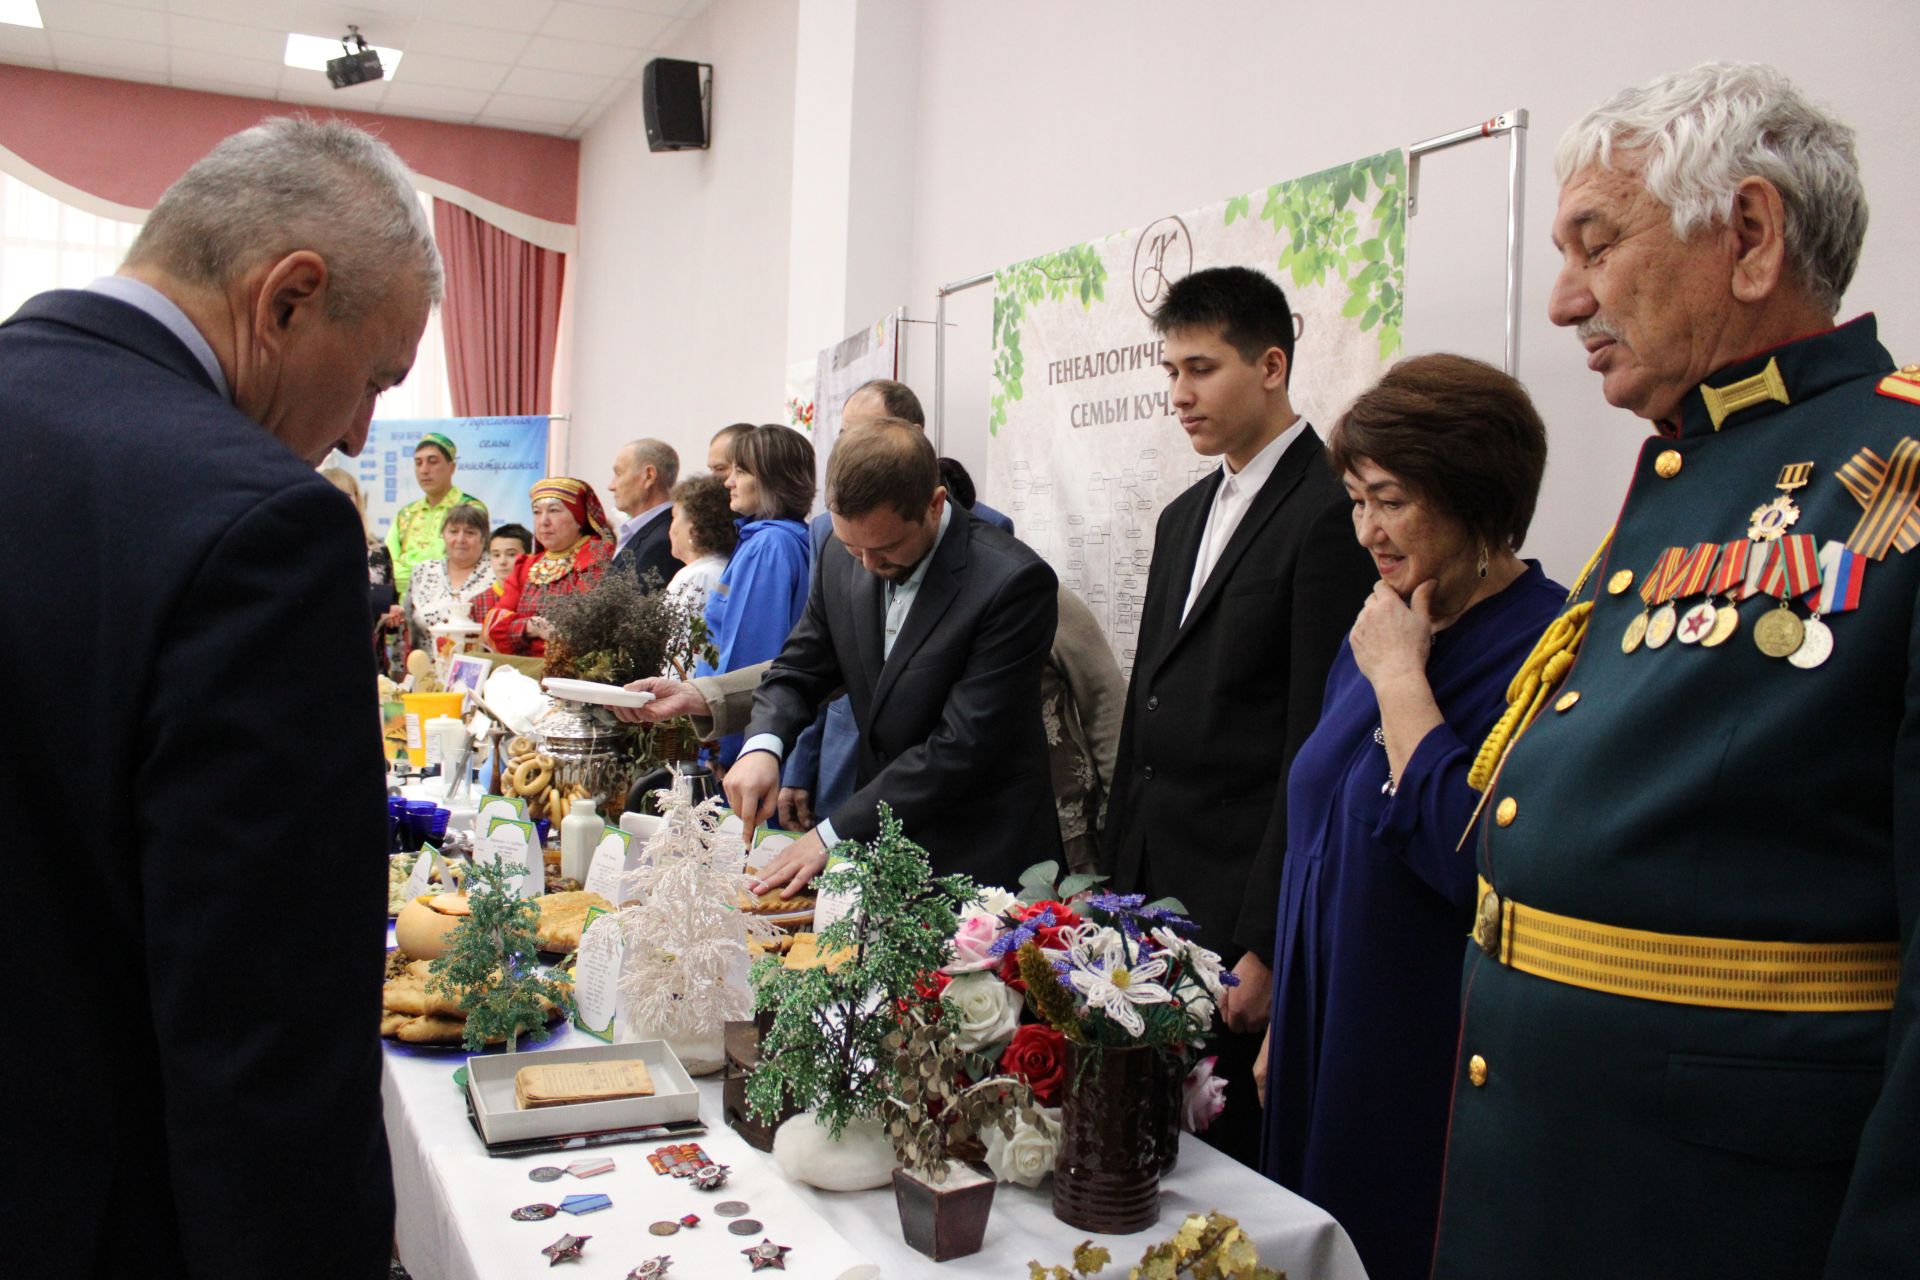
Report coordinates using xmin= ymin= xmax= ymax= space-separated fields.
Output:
xmin=0 ymin=173 xmax=453 ymax=420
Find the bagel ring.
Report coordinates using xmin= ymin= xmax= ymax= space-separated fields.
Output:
xmin=508 ymin=736 xmax=537 ymax=760
xmin=513 ymin=756 xmax=553 ymax=796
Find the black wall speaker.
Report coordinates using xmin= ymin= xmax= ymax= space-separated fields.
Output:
xmin=643 ymin=58 xmax=708 ymax=152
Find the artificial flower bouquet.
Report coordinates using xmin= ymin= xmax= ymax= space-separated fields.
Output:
xmin=928 ymin=862 xmax=1235 ymax=1185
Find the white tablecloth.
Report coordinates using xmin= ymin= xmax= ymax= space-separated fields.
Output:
xmin=383 ymin=1024 xmax=1367 ymax=1280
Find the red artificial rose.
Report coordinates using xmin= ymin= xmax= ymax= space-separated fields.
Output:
xmin=1018 ymin=900 xmax=1083 ymax=951
xmin=995 ymin=951 xmax=1028 ymax=993
xmin=1000 ymin=1023 xmax=1068 ymax=1106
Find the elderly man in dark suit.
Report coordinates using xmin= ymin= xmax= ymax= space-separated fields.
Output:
xmin=1103 ymin=266 xmax=1376 ymax=1166
xmin=0 ymin=118 xmax=437 ymax=1277
xmin=609 ymin=437 xmax=684 ymax=590
xmin=632 ymin=420 xmax=1059 ymax=891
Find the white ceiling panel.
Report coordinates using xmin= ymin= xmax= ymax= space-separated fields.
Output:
xmin=0 ymin=27 xmax=53 ymax=62
xmin=0 ymin=0 xmax=694 ymax=138
xmin=389 ymin=50 xmax=508 ymax=91
xmin=47 ymin=30 xmax=169 ymax=71
xmin=167 ymin=15 xmax=289 ymax=62
xmin=539 ymin=2 xmax=670 ymax=48
xmin=519 ymin=34 xmax=639 ymax=79
xmin=403 ymin=17 xmax=528 ymax=63
xmin=60 ymin=59 xmax=169 ymax=84
xmin=168 ymin=48 xmax=284 ymax=90
xmin=378 ymin=77 xmax=485 ymax=114
xmin=480 ymin=91 xmax=584 ymax=127
xmin=421 ymin=0 xmax=552 ymax=35
xmin=38 ymin=0 xmax=170 ymax=43
xmin=497 ymin=63 xmax=609 ymax=104
xmin=165 ymin=0 xmax=297 ymax=21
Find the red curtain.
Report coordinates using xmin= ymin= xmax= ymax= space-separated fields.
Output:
xmin=433 ymin=199 xmax=567 ymax=417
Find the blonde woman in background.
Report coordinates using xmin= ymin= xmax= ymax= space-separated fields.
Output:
xmin=320 ymin=466 xmax=399 ymax=653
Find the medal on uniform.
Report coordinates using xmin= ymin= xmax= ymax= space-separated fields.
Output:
xmin=1622 ymin=547 xmax=1681 ymax=653
xmin=1748 ymin=461 xmax=1814 ymax=542
xmin=1666 ymin=543 xmax=1721 ymax=644
xmin=1698 ymin=540 xmax=1751 ymax=647
xmin=1751 ymin=533 xmax=1820 ymax=659
xmin=1644 ymin=545 xmax=1701 ymax=650
xmin=1786 ymin=540 xmax=1867 ymax=670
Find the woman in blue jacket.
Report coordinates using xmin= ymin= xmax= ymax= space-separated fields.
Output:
xmin=697 ymin=424 xmax=815 ymax=767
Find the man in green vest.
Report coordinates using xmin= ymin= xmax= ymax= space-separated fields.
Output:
xmin=1433 ymin=62 xmax=1918 ymax=1279
xmin=385 ymin=431 xmax=484 ymax=599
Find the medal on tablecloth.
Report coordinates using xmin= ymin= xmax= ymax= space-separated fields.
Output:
xmin=1748 ymin=461 xmax=1814 ymax=543
xmin=1837 ymin=437 xmax=1920 ymax=560
xmin=1623 ymin=546 xmax=1682 ymax=653
xmin=1752 ymin=533 xmax=1820 ymax=658
xmin=1645 ymin=545 xmax=1699 ymax=650
xmin=1698 ymin=539 xmax=1752 ymax=647
xmin=1667 ymin=543 xmax=1721 ymax=644
xmin=1786 ymin=540 xmax=1867 ymax=670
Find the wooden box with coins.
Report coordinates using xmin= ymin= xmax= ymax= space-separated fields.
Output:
xmin=465 ymin=1039 xmax=700 ymax=1145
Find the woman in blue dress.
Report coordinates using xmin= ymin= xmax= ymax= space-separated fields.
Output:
xmin=697 ymin=424 xmax=815 ymax=768
xmin=1256 ymin=355 xmax=1565 ymax=1280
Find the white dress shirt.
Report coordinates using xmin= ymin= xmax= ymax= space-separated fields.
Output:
xmin=1180 ymin=418 xmax=1308 ymax=624
xmin=613 ymin=500 xmax=672 ymax=558
xmin=740 ymin=501 xmax=955 ymax=850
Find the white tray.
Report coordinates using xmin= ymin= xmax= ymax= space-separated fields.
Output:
xmin=464 ymin=1039 xmax=701 ymax=1144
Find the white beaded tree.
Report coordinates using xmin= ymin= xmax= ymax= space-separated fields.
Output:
xmin=599 ymin=774 xmax=782 ymax=1050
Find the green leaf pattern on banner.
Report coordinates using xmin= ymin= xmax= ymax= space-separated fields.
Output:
xmin=1265 ymin=148 xmax=1408 ymax=361
xmin=989 ymin=243 xmax=1109 ymax=434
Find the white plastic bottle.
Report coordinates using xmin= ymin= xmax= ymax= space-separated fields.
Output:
xmin=560 ymin=797 xmax=601 ymax=885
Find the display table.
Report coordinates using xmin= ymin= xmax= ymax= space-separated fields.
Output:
xmin=384 ymin=1025 xmax=1367 ymax=1280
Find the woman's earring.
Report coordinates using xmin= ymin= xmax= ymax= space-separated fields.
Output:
xmin=1477 ymin=540 xmax=1489 ymax=579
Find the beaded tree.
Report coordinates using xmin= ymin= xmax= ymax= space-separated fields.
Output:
xmin=598 ymin=775 xmax=782 ymax=1043
xmin=746 ymin=804 xmax=977 ymax=1139
xmin=427 ymin=855 xmax=571 ymax=1052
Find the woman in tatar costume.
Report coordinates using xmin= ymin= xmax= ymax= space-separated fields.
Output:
xmin=483 ymin=477 xmax=614 ymax=657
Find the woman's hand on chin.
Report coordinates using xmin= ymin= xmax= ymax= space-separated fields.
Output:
xmin=1350 ymin=579 xmax=1435 ymax=687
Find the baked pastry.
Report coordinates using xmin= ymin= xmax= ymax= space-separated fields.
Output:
xmin=534 ymin=890 xmax=613 ymax=952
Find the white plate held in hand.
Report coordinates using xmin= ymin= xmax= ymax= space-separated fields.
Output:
xmin=540 ymin=678 xmax=657 ymax=709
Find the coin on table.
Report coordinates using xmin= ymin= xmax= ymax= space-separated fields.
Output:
xmin=648 ymin=1221 xmax=682 ymax=1237
xmin=727 ymin=1218 xmax=765 ymax=1236
xmin=529 ymin=1166 xmax=565 ymax=1183
xmin=511 ymin=1204 xmax=558 ymax=1222
xmin=715 ymin=1201 xmax=751 ymax=1218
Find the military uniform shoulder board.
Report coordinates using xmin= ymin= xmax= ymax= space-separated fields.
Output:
xmin=1877 ymin=365 xmax=1920 ymax=405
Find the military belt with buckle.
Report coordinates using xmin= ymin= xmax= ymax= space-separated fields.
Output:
xmin=1473 ymin=877 xmax=1897 ymax=1013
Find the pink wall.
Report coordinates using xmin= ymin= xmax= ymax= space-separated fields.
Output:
xmin=0 ymin=65 xmax=577 ymax=225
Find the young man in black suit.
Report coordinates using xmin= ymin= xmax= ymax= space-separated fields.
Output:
xmin=1103 ymin=267 xmax=1375 ymax=1166
xmin=609 ymin=437 xmax=685 ymax=590
xmin=0 ymin=119 xmax=438 ymax=1276
xmin=716 ymin=419 xmax=1061 ymax=892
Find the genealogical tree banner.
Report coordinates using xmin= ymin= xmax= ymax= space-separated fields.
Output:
xmin=984 ymin=150 xmax=1408 ymax=673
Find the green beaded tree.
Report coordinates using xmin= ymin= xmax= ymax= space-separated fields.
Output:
xmin=746 ymin=804 xmax=976 ymax=1139
xmin=427 ymin=855 xmax=572 ymax=1052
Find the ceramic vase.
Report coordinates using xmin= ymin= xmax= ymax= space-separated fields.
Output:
xmin=1052 ymin=1042 xmax=1161 ymax=1233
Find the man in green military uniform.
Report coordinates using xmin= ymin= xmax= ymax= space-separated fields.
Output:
xmin=1434 ymin=64 xmax=1919 ymax=1278
xmin=385 ymin=431 xmax=485 ymax=599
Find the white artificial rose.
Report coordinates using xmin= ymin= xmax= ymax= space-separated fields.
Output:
xmin=944 ymin=971 xmax=1021 ymax=1055
xmin=974 ymin=886 xmax=1019 ymax=916
xmin=983 ymin=1106 xmax=1062 ymax=1188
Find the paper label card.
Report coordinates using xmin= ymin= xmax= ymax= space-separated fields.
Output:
xmin=571 ymin=906 xmax=622 ymax=1042
xmin=478 ymin=793 xmax=526 ymax=826
xmin=476 ymin=816 xmax=542 ymax=898
xmin=403 ymin=843 xmax=446 ymax=901
xmin=584 ymin=828 xmax=633 ymax=905
xmin=812 ymin=852 xmax=858 ymax=933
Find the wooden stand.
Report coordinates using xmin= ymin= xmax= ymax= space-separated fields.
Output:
xmin=721 ymin=1016 xmax=797 ymax=1151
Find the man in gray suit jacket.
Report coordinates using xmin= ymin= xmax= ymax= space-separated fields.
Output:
xmin=638 ymin=420 xmax=1059 ymax=893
